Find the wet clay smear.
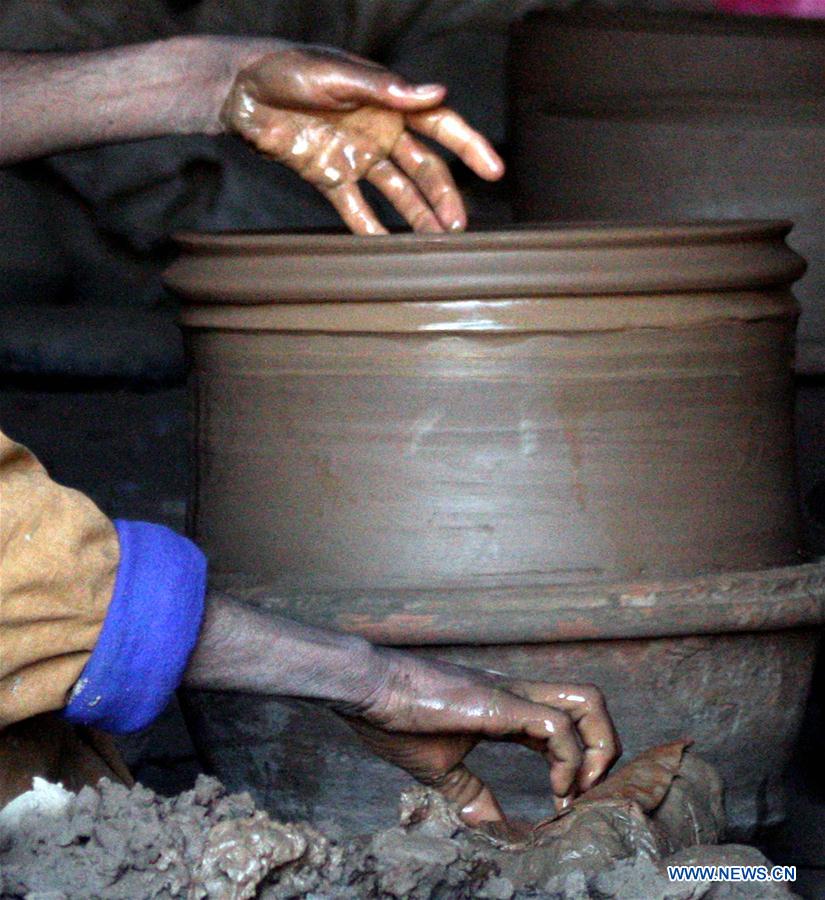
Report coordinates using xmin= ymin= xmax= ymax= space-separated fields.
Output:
xmin=0 ymin=749 xmax=796 ymax=899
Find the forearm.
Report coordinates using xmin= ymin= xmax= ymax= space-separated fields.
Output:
xmin=183 ymin=591 xmax=389 ymax=708
xmin=0 ymin=36 xmax=278 ymax=164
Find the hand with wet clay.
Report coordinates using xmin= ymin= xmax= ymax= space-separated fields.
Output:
xmin=220 ymin=44 xmax=505 ymax=234
xmin=185 ymin=593 xmax=621 ymax=827
xmin=339 ymin=654 xmax=620 ymax=824
xmin=0 ymin=38 xmax=504 ymax=234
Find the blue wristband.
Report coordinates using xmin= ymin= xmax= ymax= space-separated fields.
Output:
xmin=62 ymin=519 xmax=207 ymax=734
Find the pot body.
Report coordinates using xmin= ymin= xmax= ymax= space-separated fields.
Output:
xmin=509 ymin=11 xmax=825 ymax=357
xmin=170 ymin=224 xmax=803 ymax=592
xmin=187 ymin=323 xmax=800 ymax=591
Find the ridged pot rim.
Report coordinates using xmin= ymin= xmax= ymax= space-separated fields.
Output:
xmin=172 ymin=219 xmax=793 ymax=258
xmin=216 ymin=561 xmax=825 ymax=647
xmin=167 ymin=221 xmax=805 ymax=323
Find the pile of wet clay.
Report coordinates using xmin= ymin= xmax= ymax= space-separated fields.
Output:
xmin=0 ymin=742 xmax=797 ymax=899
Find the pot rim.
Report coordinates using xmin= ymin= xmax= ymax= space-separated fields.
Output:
xmin=166 ymin=220 xmax=806 ymax=308
xmin=217 ymin=561 xmax=825 ymax=647
xmin=172 ymin=219 xmax=792 ymax=256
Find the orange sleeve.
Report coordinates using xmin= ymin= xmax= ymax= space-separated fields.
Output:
xmin=0 ymin=429 xmax=118 ymax=729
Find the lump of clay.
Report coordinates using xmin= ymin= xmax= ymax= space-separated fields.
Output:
xmin=195 ymin=812 xmax=306 ymax=900
xmin=0 ymin=775 xmax=317 ymax=900
xmin=0 ymin=777 xmax=74 ymax=837
xmin=457 ymin=742 xmax=725 ymax=892
xmin=573 ymin=740 xmax=691 ymax=811
xmin=586 ymin=854 xmax=709 ymax=900
xmin=652 ymin=754 xmax=725 ymax=851
xmin=487 ymin=799 xmax=667 ymax=888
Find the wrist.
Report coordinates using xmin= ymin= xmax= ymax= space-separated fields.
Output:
xmin=329 ymin=638 xmax=395 ymax=713
xmin=183 ymin=35 xmax=289 ymax=136
xmin=158 ymin=36 xmax=236 ymax=136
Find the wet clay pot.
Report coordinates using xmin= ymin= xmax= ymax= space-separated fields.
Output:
xmin=167 ymin=222 xmax=804 ymax=593
xmin=165 ymin=222 xmax=820 ymax=839
xmin=509 ymin=10 xmax=825 ymax=366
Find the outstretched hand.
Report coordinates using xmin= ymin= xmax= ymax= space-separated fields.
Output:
xmin=337 ymin=653 xmax=621 ymax=826
xmin=221 ymin=45 xmax=505 ymax=235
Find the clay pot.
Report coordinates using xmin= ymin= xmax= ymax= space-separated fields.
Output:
xmin=167 ymin=222 xmax=803 ymax=593
xmin=164 ymin=222 xmax=822 ymax=838
xmin=509 ymin=10 xmax=825 ymax=364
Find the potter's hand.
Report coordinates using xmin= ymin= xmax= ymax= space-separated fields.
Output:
xmin=220 ymin=44 xmax=505 ymax=234
xmin=184 ymin=593 xmax=618 ymax=827
xmin=337 ymin=653 xmax=621 ymax=826
xmin=0 ymin=38 xmax=502 ymax=217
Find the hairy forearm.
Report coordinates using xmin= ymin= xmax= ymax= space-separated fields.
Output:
xmin=183 ymin=591 xmax=389 ymax=708
xmin=0 ymin=36 xmax=278 ymax=164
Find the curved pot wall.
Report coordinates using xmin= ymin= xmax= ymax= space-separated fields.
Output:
xmin=167 ymin=222 xmax=803 ymax=593
xmin=509 ymin=10 xmax=825 ymax=357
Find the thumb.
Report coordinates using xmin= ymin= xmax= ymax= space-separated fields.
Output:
xmin=237 ymin=45 xmax=447 ymax=112
xmin=324 ymin=65 xmax=447 ymax=111
xmin=428 ymin=763 xmax=505 ymax=826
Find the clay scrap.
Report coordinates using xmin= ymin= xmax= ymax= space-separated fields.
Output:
xmin=0 ymin=745 xmax=794 ymax=899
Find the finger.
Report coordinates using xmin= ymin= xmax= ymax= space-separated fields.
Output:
xmin=321 ymin=182 xmax=388 ymax=236
xmin=508 ymin=682 xmax=621 ymax=792
xmin=479 ymin=692 xmax=583 ymax=801
xmin=426 ymin=762 xmax=505 ymax=826
xmin=407 ymin=108 xmax=505 ymax=181
xmin=392 ymin=132 xmax=466 ymax=232
xmin=555 ymin=792 xmax=576 ymax=815
xmin=366 ymin=159 xmax=444 ymax=233
xmin=520 ymin=708 xmax=583 ymax=801
xmin=516 ymin=683 xmax=620 ymax=791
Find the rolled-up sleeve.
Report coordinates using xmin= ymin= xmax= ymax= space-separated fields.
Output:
xmin=0 ymin=429 xmax=206 ymax=734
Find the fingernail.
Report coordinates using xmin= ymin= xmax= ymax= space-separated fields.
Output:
xmin=556 ymin=794 xmax=574 ymax=812
xmin=484 ymin=151 xmax=505 ymax=175
xmin=387 ymin=83 xmax=442 ymax=99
